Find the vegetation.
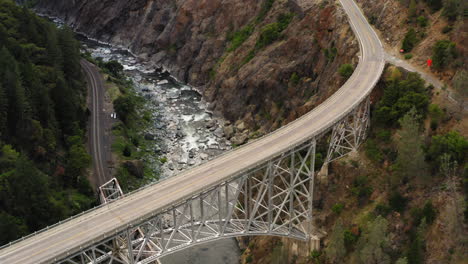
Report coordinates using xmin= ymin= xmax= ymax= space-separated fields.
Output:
xmin=374 ymin=68 xmax=430 ymax=127
xmin=432 ymin=40 xmax=456 ymax=70
xmin=338 ymin=63 xmax=354 ymax=79
xmin=324 ymin=220 xmax=346 ymax=263
xmin=401 ymin=28 xmax=419 ymax=52
xmin=0 ymin=0 xmax=94 ymax=245
xmin=356 ymin=216 xmax=391 ymax=264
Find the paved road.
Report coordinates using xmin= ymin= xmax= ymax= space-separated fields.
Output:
xmin=81 ymin=59 xmax=110 ymax=187
xmin=0 ymin=0 xmax=384 ymax=263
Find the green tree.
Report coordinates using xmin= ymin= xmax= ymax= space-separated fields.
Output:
xmin=114 ymin=95 xmax=137 ymax=125
xmin=452 ymin=70 xmax=467 ymax=111
xmin=424 ymin=0 xmax=443 ymax=11
xmin=103 ymin=60 xmax=123 ymax=77
xmin=402 ymin=28 xmax=419 ymax=53
xmin=442 ymin=0 xmax=462 ymax=21
xmin=395 ymin=108 xmax=428 ymax=183
xmin=66 ymin=144 xmax=91 ymax=186
xmin=0 ymin=82 xmax=7 ymax=136
xmin=356 ymin=216 xmax=391 ymax=264
xmin=432 ymin=40 xmax=456 ymax=69
xmin=325 ymin=220 xmax=346 ymax=263
xmin=426 ymin=131 xmax=468 ymax=167
xmin=0 ymin=211 xmax=28 ymax=245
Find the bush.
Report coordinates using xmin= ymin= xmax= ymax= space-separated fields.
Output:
xmin=441 ymin=25 xmax=453 ymax=34
xmin=417 ymin=16 xmax=429 ymax=27
xmin=365 ymin=139 xmax=384 ymax=163
xmin=344 ymin=229 xmax=359 ymax=250
xmin=123 ymin=145 xmax=132 ymax=157
xmin=227 ymin=24 xmax=254 ymax=52
xmin=290 ymin=72 xmax=300 ymax=86
xmin=424 ymin=0 xmax=443 ymax=11
xmin=389 ymin=192 xmax=408 ymax=213
xmin=338 ymin=64 xmax=354 ymax=79
xmin=404 ymin=54 xmax=413 ymax=60
xmin=256 ymin=0 xmax=275 ymax=23
xmin=374 ymin=203 xmax=391 ymax=217
xmin=256 ymin=23 xmax=281 ymax=49
xmin=332 ymin=203 xmax=345 ymax=214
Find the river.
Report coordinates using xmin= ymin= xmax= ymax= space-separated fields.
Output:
xmin=79 ymin=34 xmax=241 ymax=264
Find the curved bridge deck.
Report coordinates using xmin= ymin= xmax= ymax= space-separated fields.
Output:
xmin=0 ymin=0 xmax=384 ymax=263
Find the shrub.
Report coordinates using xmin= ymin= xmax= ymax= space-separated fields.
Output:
xmin=424 ymin=0 xmax=443 ymax=12
xmin=338 ymin=64 xmax=354 ymax=79
xmin=389 ymin=192 xmax=407 ymax=213
xmin=256 ymin=0 xmax=275 ymax=23
xmin=332 ymin=203 xmax=345 ymax=214
xmin=374 ymin=203 xmax=391 ymax=217
xmin=123 ymin=145 xmax=132 ymax=157
xmin=441 ymin=25 xmax=453 ymax=34
xmin=404 ymin=54 xmax=413 ymax=60
xmin=344 ymin=229 xmax=359 ymax=250
xmin=365 ymin=139 xmax=384 ymax=163
xmin=290 ymin=72 xmax=300 ymax=86
xmin=417 ymin=16 xmax=429 ymax=27
xmin=227 ymin=24 xmax=254 ymax=52
xmin=256 ymin=23 xmax=281 ymax=49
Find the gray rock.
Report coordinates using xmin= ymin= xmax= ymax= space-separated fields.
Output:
xmin=214 ymin=127 xmax=224 ymax=138
xmin=223 ymin=125 xmax=234 ymax=139
xmin=200 ymin=153 xmax=209 ymax=160
xmin=231 ymin=133 xmax=248 ymax=146
xmin=144 ymin=133 xmax=155 ymax=140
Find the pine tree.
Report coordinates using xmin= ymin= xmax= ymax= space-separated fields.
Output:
xmin=356 ymin=216 xmax=391 ymax=264
xmin=395 ymin=108 xmax=428 ymax=185
xmin=325 ymin=219 xmax=346 ymax=263
xmin=0 ymin=82 xmax=7 ymax=137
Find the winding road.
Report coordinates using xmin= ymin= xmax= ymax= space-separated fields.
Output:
xmin=81 ymin=59 xmax=111 ymax=187
xmin=0 ymin=0 xmax=385 ymax=263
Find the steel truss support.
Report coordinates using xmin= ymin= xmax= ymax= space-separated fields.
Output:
xmin=99 ymin=178 xmax=124 ymax=204
xmin=58 ymin=140 xmax=317 ymax=264
xmin=325 ymin=96 xmax=370 ymax=163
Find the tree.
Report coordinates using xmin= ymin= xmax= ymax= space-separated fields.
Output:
xmin=442 ymin=0 xmax=462 ymax=21
xmin=426 ymin=131 xmax=468 ymax=167
xmin=432 ymin=40 xmax=456 ymax=69
xmin=114 ymin=95 xmax=136 ymax=125
xmin=402 ymin=28 xmax=419 ymax=52
xmin=66 ymin=144 xmax=91 ymax=187
xmin=0 ymin=211 xmax=28 ymax=245
xmin=103 ymin=60 xmax=123 ymax=77
xmin=356 ymin=216 xmax=391 ymax=264
xmin=395 ymin=108 xmax=428 ymax=184
xmin=0 ymin=82 xmax=7 ymax=136
xmin=424 ymin=0 xmax=443 ymax=11
xmin=396 ymin=257 xmax=408 ymax=264
xmin=325 ymin=220 xmax=346 ymax=263
xmin=452 ymin=70 xmax=467 ymax=111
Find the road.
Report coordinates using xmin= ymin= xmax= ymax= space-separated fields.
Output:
xmin=0 ymin=0 xmax=385 ymax=263
xmin=81 ymin=59 xmax=111 ymax=187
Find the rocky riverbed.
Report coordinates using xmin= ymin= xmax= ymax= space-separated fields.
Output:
xmin=79 ymin=35 xmax=241 ymax=264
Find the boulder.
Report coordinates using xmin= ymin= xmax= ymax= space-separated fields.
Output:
xmin=231 ymin=133 xmax=248 ymax=146
xmin=223 ymin=125 xmax=234 ymax=139
xmin=123 ymin=160 xmax=144 ymax=179
xmin=144 ymin=133 xmax=155 ymax=140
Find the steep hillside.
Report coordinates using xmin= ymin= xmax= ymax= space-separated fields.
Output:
xmin=356 ymin=0 xmax=466 ymax=83
xmin=34 ymin=0 xmax=358 ymax=139
xmin=0 ymin=0 xmax=94 ymax=245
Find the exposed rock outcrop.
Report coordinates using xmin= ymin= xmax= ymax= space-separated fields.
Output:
xmin=35 ymin=0 xmax=358 ymax=137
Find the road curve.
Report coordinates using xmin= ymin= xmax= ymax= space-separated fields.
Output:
xmin=81 ymin=59 xmax=109 ymax=187
xmin=0 ymin=0 xmax=384 ymax=263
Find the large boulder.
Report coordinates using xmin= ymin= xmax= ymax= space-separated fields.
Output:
xmin=223 ymin=125 xmax=234 ymax=139
xmin=231 ymin=133 xmax=248 ymax=146
xmin=123 ymin=160 xmax=144 ymax=179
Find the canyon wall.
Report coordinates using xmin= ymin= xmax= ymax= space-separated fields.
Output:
xmin=36 ymin=0 xmax=358 ymax=138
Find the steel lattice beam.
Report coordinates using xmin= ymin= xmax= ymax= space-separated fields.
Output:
xmin=57 ymin=96 xmax=370 ymax=264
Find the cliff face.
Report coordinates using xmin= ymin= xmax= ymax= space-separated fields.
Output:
xmin=35 ymin=0 xmax=357 ymax=136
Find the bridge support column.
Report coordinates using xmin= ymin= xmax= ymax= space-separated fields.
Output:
xmin=324 ymin=96 xmax=370 ymax=165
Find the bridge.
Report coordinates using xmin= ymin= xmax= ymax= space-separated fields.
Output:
xmin=0 ymin=0 xmax=384 ymax=263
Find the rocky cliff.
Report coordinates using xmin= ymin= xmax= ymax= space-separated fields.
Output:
xmin=35 ymin=0 xmax=358 ymax=138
